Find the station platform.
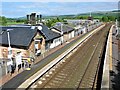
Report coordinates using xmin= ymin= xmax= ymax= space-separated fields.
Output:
xmin=101 ymin=25 xmax=120 ymax=89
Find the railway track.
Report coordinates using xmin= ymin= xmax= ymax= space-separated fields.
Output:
xmin=29 ymin=24 xmax=112 ymax=89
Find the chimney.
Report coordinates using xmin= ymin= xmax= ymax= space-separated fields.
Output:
xmin=26 ymin=15 xmax=30 ymax=24
xmin=37 ymin=15 xmax=39 ymax=24
xmin=40 ymin=14 xmax=42 ymax=23
xmin=30 ymin=13 xmax=36 ymax=25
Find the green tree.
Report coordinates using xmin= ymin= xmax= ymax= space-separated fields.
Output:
xmin=0 ymin=16 xmax=7 ymax=26
xmin=45 ymin=20 xmax=53 ymax=27
xmin=45 ymin=18 xmax=64 ymax=27
xmin=79 ymin=16 xmax=84 ymax=19
xmin=116 ymin=12 xmax=120 ymax=27
xmin=76 ymin=16 xmax=84 ymax=19
xmin=107 ymin=16 xmax=115 ymax=21
xmin=101 ymin=16 xmax=109 ymax=22
xmin=56 ymin=17 xmax=60 ymax=22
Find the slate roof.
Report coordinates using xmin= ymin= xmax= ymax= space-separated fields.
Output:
xmin=37 ymin=24 xmax=61 ymax=42
xmin=0 ymin=26 xmax=37 ymax=49
xmin=0 ymin=25 xmax=61 ymax=49
xmin=52 ymin=24 xmax=74 ymax=34
xmin=10 ymin=24 xmax=31 ymax=27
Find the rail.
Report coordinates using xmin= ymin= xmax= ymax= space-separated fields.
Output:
xmin=18 ymin=24 xmax=105 ymax=89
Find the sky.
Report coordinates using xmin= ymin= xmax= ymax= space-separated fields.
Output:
xmin=1 ymin=0 xmax=120 ymax=2
xmin=1 ymin=2 xmax=119 ymax=18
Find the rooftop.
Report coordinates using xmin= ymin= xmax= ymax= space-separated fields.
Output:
xmin=0 ymin=26 xmax=37 ymax=49
xmin=52 ymin=24 xmax=74 ymax=34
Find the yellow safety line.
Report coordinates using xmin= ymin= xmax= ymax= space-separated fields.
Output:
xmin=109 ymin=26 xmax=113 ymax=71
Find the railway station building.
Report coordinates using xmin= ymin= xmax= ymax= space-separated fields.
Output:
xmin=51 ymin=23 xmax=75 ymax=42
xmin=0 ymin=24 xmax=62 ymax=73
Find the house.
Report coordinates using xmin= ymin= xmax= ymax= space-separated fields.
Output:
xmin=0 ymin=24 xmax=62 ymax=59
xmin=0 ymin=26 xmax=40 ymax=73
xmin=0 ymin=24 xmax=63 ymax=74
xmin=36 ymin=24 xmax=62 ymax=50
xmin=66 ymin=19 xmax=102 ymax=34
xmin=0 ymin=26 xmax=37 ymax=59
xmin=64 ymin=21 xmax=87 ymax=36
xmin=51 ymin=23 xmax=75 ymax=42
xmin=67 ymin=23 xmax=87 ymax=36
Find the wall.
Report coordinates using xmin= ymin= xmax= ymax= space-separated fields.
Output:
xmin=0 ymin=46 xmax=28 ymax=59
xmin=69 ymin=31 xmax=75 ymax=39
xmin=33 ymin=32 xmax=45 ymax=55
xmin=63 ymin=33 xmax=69 ymax=42
xmin=49 ymin=37 xmax=62 ymax=49
xmin=0 ymin=32 xmax=46 ymax=59
xmin=82 ymin=27 xmax=87 ymax=34
xmin=28 ymin=40 xmax=35 ymax=58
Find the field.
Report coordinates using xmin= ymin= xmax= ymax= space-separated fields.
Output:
xmin=6 ymin=21 xmax=24 ymax=26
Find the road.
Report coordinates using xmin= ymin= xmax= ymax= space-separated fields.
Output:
xmin=30 ymin=23 xmax=112 ymax=89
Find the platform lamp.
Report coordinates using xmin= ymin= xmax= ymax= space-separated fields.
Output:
xmin=7 ymin=29 xmax=13 ymax=65
xmin=61 ymin=23 xmax=63 ymax=44
xmin=1 ymin=29 xmax=13 ymax=74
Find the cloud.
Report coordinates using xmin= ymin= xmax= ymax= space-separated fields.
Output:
xmin=1 ymin=0 xmax=120 ymax=2
xmin=1 ymin=2 xmax=118 ymax=18
xmin=18 ymin=2 xmax=49 ymax=9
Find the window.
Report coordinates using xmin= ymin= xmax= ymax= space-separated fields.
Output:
xmin=8 ymin=50 xmax=12 ymax=55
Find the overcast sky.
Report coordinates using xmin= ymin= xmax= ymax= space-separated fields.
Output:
xmin=1 ymin=2 xmax=118 ymax=18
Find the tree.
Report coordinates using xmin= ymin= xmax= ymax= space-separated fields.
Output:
xmin=45 ymin=20 xmax=53 ymax=27
xmin=57 ymin=17 xmax=60 ymax=22
xmin=0 ymin=16 xmax=7 ymax=26
xmin=45 ymin=18 xmax=64 ymax=27
xmin=117 ymin=14 xmax=120 ymax=27
xmin=76 ymin=16 xmax=84 ymax=19
xmin=101 ymin=16 xmax=109 ymax=22
xmin=107 ymin=16 xmax=115 ymax=21
xmin=79 ymin=16 xmax=84 ymax=19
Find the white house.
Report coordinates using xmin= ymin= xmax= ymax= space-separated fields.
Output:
xmin=51 ymin=23 xmax=75 ymax=42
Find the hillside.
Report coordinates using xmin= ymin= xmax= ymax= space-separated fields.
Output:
xmin=11 ymin=10 xmax=119 ymax=20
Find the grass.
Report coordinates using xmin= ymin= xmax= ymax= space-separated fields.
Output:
xmin=6 ymin=22 xmax=24 ymax=26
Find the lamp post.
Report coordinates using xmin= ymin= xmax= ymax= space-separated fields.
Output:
xmin=1 ymin=29 xmax=13 ymax=74
xmin=115 ymin=19 xmax=119 ymax=36
xmin=61 ymin=23 xmax=63 ymax=44
xmin=7 ymin=29 xmax=13 ymax=65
